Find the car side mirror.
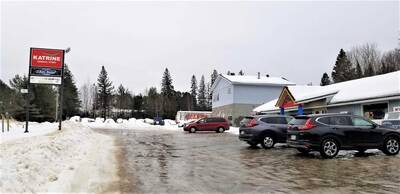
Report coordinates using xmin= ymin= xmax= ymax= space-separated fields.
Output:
xmin=196 ymin=121 xmax=200 ymax=124
xmin=372 ymin=123 xmax=378 ymax=129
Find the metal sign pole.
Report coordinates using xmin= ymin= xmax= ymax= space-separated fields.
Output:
xmin=58 ymin=50 xmax=66 ymax=131
xmin=25 ymin=48 xmax=32 ymax=133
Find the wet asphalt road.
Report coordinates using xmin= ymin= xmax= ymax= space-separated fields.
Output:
xmin=96 ymin=127 xmax=400 ymax=194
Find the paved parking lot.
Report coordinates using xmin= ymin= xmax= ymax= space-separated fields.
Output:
xmin=97 ymin=127 xmax=400 ymax=194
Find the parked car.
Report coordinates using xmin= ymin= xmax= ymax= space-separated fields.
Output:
xmin=382 ymin=112 xmax=400 ymax=129
xmin=239 ymin=115 xmax=293 ymax=148
xmin=183 ymin=117 xmax=229 ymax=133
xmin=287 ymin=113 xmax=400 ymax=158
xmin=153 ymin=117 xmax=165 ymax=125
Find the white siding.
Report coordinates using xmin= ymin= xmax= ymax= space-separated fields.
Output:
xmin=212 ymin=78 xmax=234 ymax=108
xmin=233 ymin=85 xmax=284 ymax=105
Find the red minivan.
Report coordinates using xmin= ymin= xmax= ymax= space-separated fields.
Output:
xmin=183 ymin=117 xmax=230 ymax=133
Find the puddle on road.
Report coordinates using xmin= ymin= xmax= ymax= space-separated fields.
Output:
xmin=96 ymin=128 xmax=400 ymax=194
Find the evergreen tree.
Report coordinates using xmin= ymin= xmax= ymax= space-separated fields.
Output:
xmin=62 ymin=65 xmax=81 ymax=119
xmin=190 ymin=75 xmax=197 ymax=110
xmin=9 ymin=75 xmax=56 ymax=122
xmin=211 ymin=69 xmax=218 ymax=86
xmin=197 ymin=75 xmax=207 ymax=110
xmin=96 ymin=66 xmax=114 ymax=120
xmin=331 ymin=49 xmax=355 ymax=83
xmin=161 ymin=68 xmax=174 ymax=96
xmin=320 ymin=72 xmax=331 ymax=86
xmin=238 ymin=70 xmax=244 ymax=75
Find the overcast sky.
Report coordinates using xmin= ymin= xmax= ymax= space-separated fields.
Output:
xmin=1 ymin=1 xmax=398 ymax=94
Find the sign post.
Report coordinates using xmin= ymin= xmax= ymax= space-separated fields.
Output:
xmin=28 ymin=48 xmax=65 ymax=132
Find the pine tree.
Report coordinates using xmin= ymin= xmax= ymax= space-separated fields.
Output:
xmin=320 ymin=72 xmax=331 ymax=86
xmin=190 ymin=75 xmax=197 ymax=110
xmin=62 ymin=65 xmax=81 ymax=119
xmin=211 ymin=69 xmax=218 ymax=86
xmin=331 ymin=49 xmax=355 ymax=83
xmin=161 ymin=68 xmax=174 ymax=96
xmin=197 ymin=75 xmax=207 ymax=110
xmin=238 ymin=70 xmax=244 ymax=75
xmin=96 ymin=66 xmax=114 ymax=120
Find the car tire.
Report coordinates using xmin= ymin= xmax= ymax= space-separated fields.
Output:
xmin=382 ymin=136 xmax=400 ymax=156
xmin=297 ymin=148 xmax=310 ymax=154
xmin=261 ymin=134 xmax=275 ymax=149
xmin=320 ymin=137 xmax=340 ymax=159
xmin=217 ymin=127 xmax=225 ymax=133
xmin=189 ymin=127 xmax=196 ymax=133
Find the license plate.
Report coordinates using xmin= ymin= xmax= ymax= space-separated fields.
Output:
xmin=290 ymin=135 xmax=296 ymax=140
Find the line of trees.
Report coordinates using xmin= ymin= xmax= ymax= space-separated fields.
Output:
xmin=78 ymin=67 xmax=220 ymax=120
xmin=0 ymin=65 xmax=80 ymax=122
xmin=321 ymin=43 xmax=400 ymax=85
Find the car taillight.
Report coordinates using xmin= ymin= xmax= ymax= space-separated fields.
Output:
xmin=298 ymin=118 xmax=315 ymax=130
xmin=246 ymin=119 xmax=258 ymax=127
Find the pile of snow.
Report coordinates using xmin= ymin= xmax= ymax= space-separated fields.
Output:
xmin=144 ymin=118 xmax=154 ymax=124
xmin=69 ymin=116 xmax=80 ymax=122
xmin=81 ymin=118 xmax=95 ymax=123
xmin=0 ymin=121 xmax=118 ymax=193
xmin=0 ymin=121 xmax=58 ymax=143
xmin=227 ymin=127 xmax=239 ymax=135
xmin=95 ymin=117 xmax=104 ymax=123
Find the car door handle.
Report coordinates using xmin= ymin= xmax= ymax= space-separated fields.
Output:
xmin=332 ymin=127 xmax=338 ymax=130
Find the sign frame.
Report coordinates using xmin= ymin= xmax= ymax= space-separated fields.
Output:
xmin=29 ymin=47 xmax=65 ymax=85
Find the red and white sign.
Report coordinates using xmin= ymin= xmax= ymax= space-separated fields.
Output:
xmin=29 ymin=48 xmax=65 ymax=85
xmin=31 ymin=48 xmax=64 ymax=68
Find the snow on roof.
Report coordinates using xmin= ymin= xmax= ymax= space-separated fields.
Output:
xmin=253 ymin=98 xmax=279 ymax=112
xmin=254 ymin=71 xmax=400 ymax=112
xmin=221 ymin=74 xmax=295 ymax=86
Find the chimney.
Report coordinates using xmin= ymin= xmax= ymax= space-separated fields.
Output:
xmin=266 ymin=74 xmax=270 ymax=77
xmin=257 ymin=72 xmax=260 ymax=79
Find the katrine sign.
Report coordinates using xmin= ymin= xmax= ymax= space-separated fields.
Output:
xmin=29 ymin=48 xmax=65 ymax=85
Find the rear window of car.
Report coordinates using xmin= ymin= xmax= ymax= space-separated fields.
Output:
xmin=261 ymin=117 xmax=290 ymax=124
xmin=240 ymin=117 xmax=254 ymax=126
xmin=288 ymin=118 xmax=308 ymax=125
xmin=317 ymin=116 xmax=352 ymax=126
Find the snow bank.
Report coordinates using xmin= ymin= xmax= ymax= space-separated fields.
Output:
xmin=227 ymin=127 xmax=239 ymax=135
xmin=0 ymin=121 xmax=58 ymax=143
xmin=0 ymin=121 xmax=118 ymax=193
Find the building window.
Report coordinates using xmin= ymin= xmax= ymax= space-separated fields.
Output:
xmin=363 ymin=103 xmax=388 ymax=119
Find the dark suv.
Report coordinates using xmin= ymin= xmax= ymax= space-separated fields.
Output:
xmin=287 ymin=113 xmax=400 ymax=158
xmin=183 ymin=117 xmax=229 ymax=133
xmin=239 ymin=115 xmax=293 ymax=149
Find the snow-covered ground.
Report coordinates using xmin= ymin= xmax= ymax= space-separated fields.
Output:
xmin=79 ymin=116 xmax=240 ymax=135
xmin=0 ymin=121 xmax=118 ymax=193
xmin=0 ymin=121 xmax=58 ymax=143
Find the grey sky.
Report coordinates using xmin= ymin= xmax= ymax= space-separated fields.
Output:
xmin=1 ymin=1 xmax=398 ymax=94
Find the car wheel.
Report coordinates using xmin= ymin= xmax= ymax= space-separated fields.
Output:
xmin=217 ymin=127 xmax=225 ymax=133
xmin=189 ymin=127 xmax=196 ymax=133
xmin=297 ymin=148 xmax=310 ymax=154
xmin=382 ymin=136 xmax=400 ymax=156
xmin=261 ymin=134 xmax=275 ymax=149
xmin=320 ymin=138 xmax=339 ymax=159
